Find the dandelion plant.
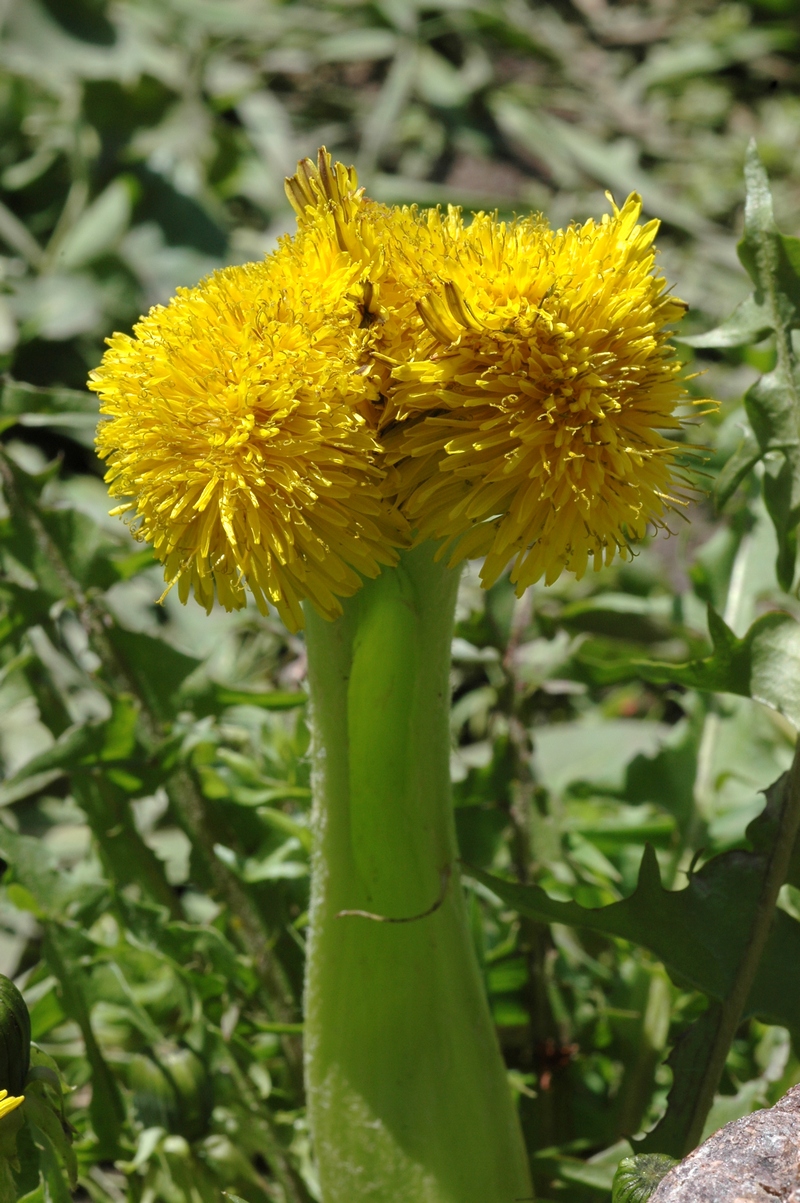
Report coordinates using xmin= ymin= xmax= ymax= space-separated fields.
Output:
xmin=90 ymin=150 xmax=695 ymax=1203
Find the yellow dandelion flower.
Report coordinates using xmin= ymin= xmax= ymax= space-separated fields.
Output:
xmin=285 ymin=154 xmax=697 ymax=591
xmin=0 ymin=1091 xmax=23 ymax=1121
xmin=91 ymin=218 xmax=407 ymax=632
xmin=382 ymin=194 xmax=696 ymax=590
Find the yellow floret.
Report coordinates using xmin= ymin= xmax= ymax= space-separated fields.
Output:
xmin=91 ymin=220 xmax=407 ymax=631
xmin=0 ymin=1091 xmax=23 ymax=1122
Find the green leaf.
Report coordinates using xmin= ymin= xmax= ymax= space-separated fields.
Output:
xmin=106 ymin=627 xmax=202 ymax=722
xmin=37 ymin=1143 xmax=71 ymax=1203
xmin=255 ymin=808 xmax=312 ymax=852
xmin=23 ymin=1095 xmax=76 ymax=1190
xmin=0 ymin=459 xmax=75 ymax=604
xmin=186 ymin=683 xmax=307 ymax=718
xmin=634 ymin=1008 xmax=721 ymax=1159
xmin=0 ymin=697 xmax=142 ymax=801
xmin=0 ymin=770 xmax=64 ymax=809
xmin=0 ymin=453 xmax=129 ymax=599
xmin=0 ymin=832 xmax=76 ymax=920
xmin=42 ymin=933 xmax=124 ymax=1157
xmin=55 ymin=178 xmax=133 ymax=270
xmin=470 ymin=847 xmax=733 ymax=996
xmin=593 ymin=607 xmax=800 ymax=729
xmin=533 ymin=719 xmax=670 ymax=795
xmin=3 ymin=724 xmax=98 ymax=780
xmin=74 ymin=772 xmax=180 ymax=914
xmin=0 ymin=378 xmax=96 ymax=419
xmin=714 ymin=429 xmax=762 ymax=509
xmin=681 ymin=295 xmax=773 ymax=350
xmin=98 ymin=695 xmax=138 ymax=761
xmin=37 ymin=507 xmax=127 ymax=592
xmin=624 ymin=725 xmax=698 ymax=837
xmin=14 ymin=1118 xmax=43 ymax=1200
xmin=684 ymin=144 xmax=800 ymax=576
xmin=468 ymin=778 xmax=800 ymax=1035
xmin=217 ymin=838 xmax=308 ymax=884
xmin=15 ymin=1182 xmax=45 ymax=1203
xmin=763 ymin=451 xmax=800 ymax=590
xmin=251 ymin=1022 xmax=304 ymax=1036
xmin=27 ymin=990 xmax=66 ymax=1042
xmin=560 ymin=593 xmax=675 ymax=643
xmin=110 ymin=547 xmax=155 ymax=580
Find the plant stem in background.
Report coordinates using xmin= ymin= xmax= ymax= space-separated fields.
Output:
xmin=303 ymin=542 xmax=532 ymax=1203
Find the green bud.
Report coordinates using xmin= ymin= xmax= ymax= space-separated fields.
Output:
xmin=0 ymin=975 xmax=30 ymax=1096
xmin=612 ymin=1154 xmax=678 ymax=1203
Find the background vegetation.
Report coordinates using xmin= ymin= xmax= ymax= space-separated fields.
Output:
xmin=0 ymin=0 xmax=799 ymax=1199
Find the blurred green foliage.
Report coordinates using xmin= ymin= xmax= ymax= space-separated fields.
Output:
xmin=1 ymin=0 xmax=800 ymax=1200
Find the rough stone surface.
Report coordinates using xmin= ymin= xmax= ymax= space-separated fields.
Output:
xmin=651 ymin=1084 xmax=800 ymax=1202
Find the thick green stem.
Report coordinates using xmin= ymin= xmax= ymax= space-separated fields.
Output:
xmin=303 ymin=544 xmax=532 ymax=1203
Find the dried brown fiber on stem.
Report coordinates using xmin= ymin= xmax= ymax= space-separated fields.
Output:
xmin=651 ymin=1084 xmax=800 ymax=1202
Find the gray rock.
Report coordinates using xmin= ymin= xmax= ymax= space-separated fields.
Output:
xmin=651 ymin=1084 xmax=800 ymax=1202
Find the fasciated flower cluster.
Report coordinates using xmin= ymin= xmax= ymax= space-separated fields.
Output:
xmin=91 ymin=149 xmax=698 ymax=627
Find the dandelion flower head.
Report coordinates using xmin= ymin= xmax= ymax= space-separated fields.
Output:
xmin=381 ymin=195 xmax=694 ymax=591
xmin=91 ymin=212 xmax=406 ymax=632
xmin=285 ymin=155 xmax=695 ymax=593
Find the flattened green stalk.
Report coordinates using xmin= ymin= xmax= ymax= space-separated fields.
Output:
xmin=303 ymin=543 xmax=532 ymax=1203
